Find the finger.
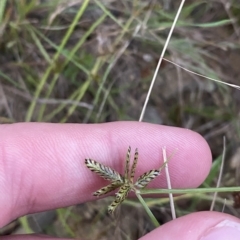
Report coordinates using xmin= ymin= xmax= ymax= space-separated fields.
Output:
xmin=140 ymin=211 xmax=240 ymax=240
xmin=0 ymin=122 xmax=211 ymax=227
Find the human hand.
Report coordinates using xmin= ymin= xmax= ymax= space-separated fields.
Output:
xmin=0 ymin=122 xmax=239 ymax=240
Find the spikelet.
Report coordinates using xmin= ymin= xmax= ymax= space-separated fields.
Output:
xmin=93 ymin=181 xmax=123 ymax=197
xmin=108 ymin=183 xmax=131 ymax=214
xmin=130 ymin=148 xmax=138 ymax=182
xmin=85 ymin=159 xmax=123 ymax=183
xmin=124 ymin=146 xmax=131 ymax=179
xmin=135 ymin=169 xmax=160 ymax=189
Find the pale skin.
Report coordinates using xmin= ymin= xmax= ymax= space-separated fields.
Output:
xmin=0 ymin=122 xmax=240 ymax=240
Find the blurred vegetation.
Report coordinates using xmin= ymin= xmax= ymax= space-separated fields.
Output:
xmin=0 ymin=0 xmax=240 ymax=239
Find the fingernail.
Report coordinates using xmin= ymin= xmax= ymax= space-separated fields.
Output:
xmin=200 ymin=219 xmax=240 ymax=240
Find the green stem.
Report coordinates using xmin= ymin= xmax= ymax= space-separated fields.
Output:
xmin=141 ymin=186 xmax=240 ymax=195
xmin=0 ymin=0 xmax=7 ymax=23
xmin=136 ymin=191 xmax=160 ymax=228
xmin=25 ymin=0 xmax=91 ymax=122
xmin=19 ymin=216 xmax=33 ymax=234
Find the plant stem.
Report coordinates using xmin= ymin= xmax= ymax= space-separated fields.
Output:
xmin=141 ymin=186 xmax=240 ymax=195
xmin=136 ymin=191 xmax=160 ymax=228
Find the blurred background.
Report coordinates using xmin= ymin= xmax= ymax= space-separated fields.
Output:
xmin=0 ymin=0 xmax=240 ymax=239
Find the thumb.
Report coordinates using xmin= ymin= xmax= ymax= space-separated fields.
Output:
xmin=140 ymin=211 xmax=240 ymax=240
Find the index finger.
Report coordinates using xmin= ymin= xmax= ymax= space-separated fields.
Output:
xmin=0 ymin=122 xmax=211 ymax=227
